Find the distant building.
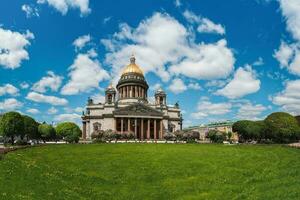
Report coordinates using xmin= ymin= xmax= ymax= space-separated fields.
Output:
xmin=82 ymin=55 xmax=183 ymax=140
xmin=185 ymin=121 xmax=237 ymax=140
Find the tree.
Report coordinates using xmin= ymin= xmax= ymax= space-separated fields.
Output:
xmin=0 ymin=112 xmax=24 ymax=145
xmin=23 ymin=115 xmax=39 ymax=140
xmin=232 ymin=120 xmax=253 ymax=141
xmin=55 ymin=122 xmax=81 ymax=143
xmin=207 ymin=130 xmax=226 ymax=143
xmin=265 ymin=112 xmax=300 ymax=143
xmin=295 ymin=115 xmax=300 ymax=126
xmin=38 ymin=123 xmax=56 ymax=142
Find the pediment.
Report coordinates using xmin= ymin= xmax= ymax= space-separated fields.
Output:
xmin=113 ymin=103 xmax=163 ymax=116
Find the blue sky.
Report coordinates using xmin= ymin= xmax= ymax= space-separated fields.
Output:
xmin=0 ymin=0 xmax=300 ymax=127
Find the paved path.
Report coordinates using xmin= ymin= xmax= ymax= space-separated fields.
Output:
xmin=289 ymin=143 xmax=300 ymax=148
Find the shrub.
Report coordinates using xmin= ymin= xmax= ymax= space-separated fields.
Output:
xmin=15 ymin=139 xmax=28 ymax=146
xmin=103 ymin=129 xmax=118 ymax=141
xmin=55 ymin=122 xmax=81 ymax=143
xmin=0 ymin=112 xmax=24 ymax=145
xmin=38 ymin=123 xmax=56 ymax=142
xmin=91 ymin=130 xmax=105 ymax=140
xmin=174 ymin=130 xmax=184 ymax=140
xmin=120 ymin=131 xmax=134 ymax=140
xmin=265 ymin=112 xmax=300 ymax=143
xmin=164 ymin=132 xmax=176 ymax=141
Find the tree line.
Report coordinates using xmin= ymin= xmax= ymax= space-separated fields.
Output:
xmin=233 ymin=112 xmax=300 ymax=143
xmin=0 ymin=111 xmax=81 ymax=145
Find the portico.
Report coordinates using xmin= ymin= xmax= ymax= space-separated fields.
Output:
xmin=115 ymin=117 xmax=163 ymax=139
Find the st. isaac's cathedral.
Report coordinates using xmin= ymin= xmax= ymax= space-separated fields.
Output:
xmin=81 ymin=55 xmax=183 ymax=140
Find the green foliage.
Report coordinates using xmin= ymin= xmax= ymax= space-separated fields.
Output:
xmin=55 ymin=122 xmax=81 ymax=143
xmin=38 ymin=123 xmax=56 ymax=142
xmin=23 ymin=115 xmax=39 ymax=140
xmin=232 ymin=120 xmax=252 ymax=140
xmin=0 ymin=112 xmax=24 ymax=144
xmin=232 ymin=120 xmax=266 ymax=141
xmin=265 ymin=112 xmax=300 ymax=143
xmin=207 ymin=130 xmax=226 ymax=143
xmin=295 ymin=115 xmax=300 ymax=126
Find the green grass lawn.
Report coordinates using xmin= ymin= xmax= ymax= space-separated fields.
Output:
xmin=0 ymin=144 xmax=299 ymax=200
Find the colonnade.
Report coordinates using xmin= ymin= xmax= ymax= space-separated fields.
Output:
xmin=119 ymin=85 xmax=147 ymax=99
xmin=115 ymin=117 xmax=163 ymax=139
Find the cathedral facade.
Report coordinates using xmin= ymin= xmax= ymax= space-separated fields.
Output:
xmin=81 ymin=56 xmax=183 ymax=140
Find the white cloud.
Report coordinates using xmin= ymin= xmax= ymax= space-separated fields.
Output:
xmin=191 ymin=100 xmax=232 ymax=119
xmin=168 ymin=78 xmax=201 ymax=94
xmin=183 ymin=10 xmax=225 ymax=35
xmin=101 ymin=12 xmax=234 ymax=82
xmin=37 ymin=0 xmax=91 ymax=16
xmin=272 ymin=79 xmax=300 ymax=115
xmin=274 ymin=42 xmax=300 ymax=76
xmin=169 ymin=39 xmax=235 ymax=80
xmin=74 ymin=107 xmax=83 ymax=113
xmin=26 ymin=108 xmax=40 ymax=114
xmin=168 ymin=78 xmax=187 ymax=94
xmin=274 ymin=41 xmax=294 ymax=67
xmin=91 ymin=93 xmax=105 ymax=104
xmin=32 ymin=71 xmax=63 ymax=93
xmin=274 ymin=1 xmax=300 ymax=76
xmin=253 ymin=57 xmax=264 ymax=66
xmin=215 ymin=65 xmax=260 ymax=99
xmin=150 ymin=83 xmax=162 ymax=91
xmin=205 ymin=80 xmax=227 ymax=88
xmin=279 ymin=0 xmax=300 ymax=41
xmin=103 ymin=16 xmax=112 ymax=24
xmin=236 ymin=102 xmax=267 ymax=120
xmin=20 ymin=82 xmax=30 ymax=89
xmin=0 ymin=84 xmax=19 ymax=96
xmin=0 ymin=28 xmax=34 ymax=69
xmin=187 ymin=82 xmax=201 ymax=90
xmin=54 ymin=113 xmax=81 ymax=123
xmin=73 ymin=34 xmax=91 ymax=50
xmin=61 ymin=50 xmax=110 ymax=95
xmin=26 ymin=92 xmax=68 ymax=106
xmin=21 ymin=4 xmax=39 ymax=18
xmin=48 ymin=106 xmax=58 ymax=114
xmin=174 ymin=0 xmax=182 ymax=7
xmin=0 ymin=98 xmax=23 ymax=111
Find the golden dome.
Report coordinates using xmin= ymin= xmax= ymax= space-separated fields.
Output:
xmin=121 ymin=55 xmax=144 ymax=75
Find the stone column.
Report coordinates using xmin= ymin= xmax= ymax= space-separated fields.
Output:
xmin=141 ymin=118 xmax=144 ymax=140
xmin=121 ymin=118 xmax=123 ymax=134
xmin=154 ymin=119 xmax=157 ymax=140
xmin=139 ymin=87 xmax=141 ymax=98
xmin=128 ymin=118 xmax=130 ymax=132
xmin=135 ymin=86 xmax=138 ymax=97
xmin=82 ymin=122 xmax=86 ymax=139
xmin=147 ymin=119 xmax=150 ymax=139
xmin=114 ymin=118 xmax=117 ymax=131
xmin=142 ymin=89 xmax=144 ymax=99
xmin=134 ymin=118 xmax=137 ymax=138
xmin=130 ymin=86 xmax=133 ymax=97
xmin=160 ymin=120 xmax=163 ymax=139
